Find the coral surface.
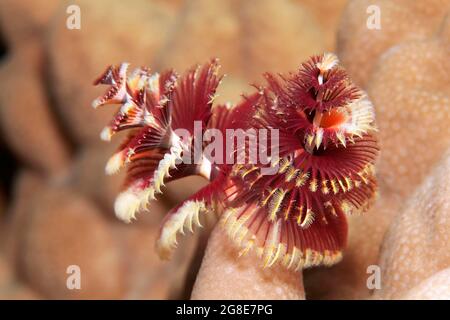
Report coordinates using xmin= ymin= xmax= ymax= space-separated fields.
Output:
xmin=0 ymin=0 xmax=448 ymax=300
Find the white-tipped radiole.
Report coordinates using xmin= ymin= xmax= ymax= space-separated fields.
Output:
xmin=152 ymin=135 xmax=183 ymax=193
xmin=114 ymin=189 xmax=143 ymax=223
xmin=114 ymin=182 xmax=157 ymax=223
xmin=91 ymin=98 xmax=101 ymax=109
xmin=105 ymin=151 xmax=125 ymax=175
xmin=342 ymin=95 xmax=377 ymax=137
xmin=317 ymin=52 xmax=339 ymax=73
xmin=112 ymin=132 xmax=185 ymax=225
xmin=156 ymin=200 xmax=206 ymax=259
xmin=100 ymin=126 xmax=113 ymax=141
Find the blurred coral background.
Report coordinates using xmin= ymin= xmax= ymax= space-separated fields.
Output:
xmin=0 ymin=0 xmax=449 ymax=299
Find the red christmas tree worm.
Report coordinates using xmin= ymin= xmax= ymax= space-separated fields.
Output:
xmin=92 ymin=53 xmax=378 ymax=270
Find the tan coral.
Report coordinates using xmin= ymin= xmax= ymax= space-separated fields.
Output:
xmin=20 ymin=186 xmax=125 ymax=299
xmin=156 ymin=0 xmax=325 ymax=83
xmin=71 ymin=144 xmax=125 ymax=213
xmin=304 ymin=15 xmax=450 ymax=299
xmin=113 ymin=221 xmax=197 ymax=299
xmin=337 ymin=0 xmax=450 ymax=87
xmin=399 ymin=268 xmax=450 ymax=300
xmin=0 ymin=43 xmax=71 ymax=177
xmin=0 ymin=282 xmax=40 ymax=300
xmin=162 ymin=176 xmax=208 ymax=207
xmin=0 ymin=253 xmax=40 ymax=300
xmin=155 ymin=0 xmax=240 ymax=76
xmin=191 ymin=226 xmax=305 ymax=300
xmin=0 ymin=0 xmax=59 ymax=50
xmin=153 ymin=0 xmax=184 ymax=11
xmin=214 ymin=75 xmax=252 ymax=105
xmin=48 ymin=0 xmax=177 ymax=144
xmin=368 ymin=18 xmax=450 ymax=198
xmin=374 ymin=149 xmax=450 ymax=299
xmin=0 ymin=182 xmax=5 ymax=222
xmin=295 ymin=0 xmax=348 ymax=50
xmin=1 ymin=170 xmax=44 ymax=268
xmin=0 ymin=253 xmax=13 ymax=289
xmin=240 ymin=0 xmax=324 ymax=80
xmin=304 ymin=183 xmax=402 ymax=299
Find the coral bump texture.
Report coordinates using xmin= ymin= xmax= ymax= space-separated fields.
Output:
xmin=92 ymin=53 xmax=379 ymax=271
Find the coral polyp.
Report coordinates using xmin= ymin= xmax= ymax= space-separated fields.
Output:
xmin=92 ymin=53 xmax=379 ymax=270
